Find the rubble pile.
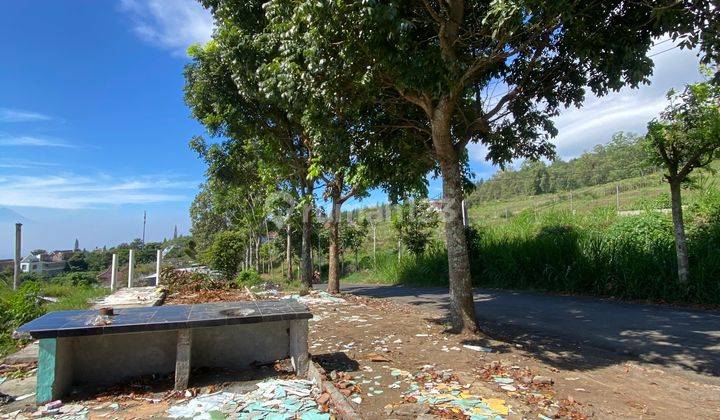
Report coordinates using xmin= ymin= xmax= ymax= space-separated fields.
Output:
xmin=282 ymin=291 xmax=346 ymax=305
xmin=383 ymin=365 xmax=510 ymax=419
xmin=167 ymin=379 xmax=330 ymax=419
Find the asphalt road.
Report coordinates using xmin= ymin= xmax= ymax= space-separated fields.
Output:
xmin=322 ymin=283 xmax=720 ymax=377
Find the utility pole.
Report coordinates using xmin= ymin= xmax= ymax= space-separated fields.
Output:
xmin=13 ymin=223 xmax=21 ymax=290
xmin=142 ymin=210 xmax=147 ymax=244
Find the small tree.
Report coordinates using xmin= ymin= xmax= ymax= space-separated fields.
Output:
xmin=204 ymin=230 xmax=247 ymax=280
xmin=645 ymin=78 xmax=720 ymax=283
xmin=340 ymin=218 xmax=370 ymax=272
xmin=66 ymin=252 xmax=88 ymax=272
xmin=392 ymin=201 xmax=440 ymax=257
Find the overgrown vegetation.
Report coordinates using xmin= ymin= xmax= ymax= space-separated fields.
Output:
xmin=0 ymin=274 xmax=108 ymax=357
xmin=353 ymin=184 xmax=720 ymax=306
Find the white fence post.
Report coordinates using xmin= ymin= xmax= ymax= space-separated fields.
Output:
xmin=110 ymin=254 xmax=118 ymax=291
xmin=127 ymin=249 xmax=135 ymax=288
xmin=155 ymin=249 xmax=163 ymax=286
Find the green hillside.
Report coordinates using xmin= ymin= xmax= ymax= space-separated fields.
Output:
xmin=335 ymin=140 xmax=720 ymax=307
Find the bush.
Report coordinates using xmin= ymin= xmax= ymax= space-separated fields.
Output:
xmin=51 ymin=272 xmax=98 ymax=287
xmin=235 ymin=269 xmax=261 ymax=286
xmin=365 ymin=202 xmax=720 ymax=307
xmin=0 ymin=282 xmax=45 ymax=330
xmin=66 ymin=252 xmax=89 ymax=272
xmin=204 ymin=231 xmax=247 ymax=279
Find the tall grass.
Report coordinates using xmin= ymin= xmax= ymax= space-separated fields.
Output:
xmin=359 ymin=186 xmax=720 ymax=307
xmin=0 ymin=279 xmax=109 ymax=357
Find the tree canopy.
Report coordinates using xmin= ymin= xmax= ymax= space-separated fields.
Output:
xmin=190 ymin=0 xmax=719 ymax=334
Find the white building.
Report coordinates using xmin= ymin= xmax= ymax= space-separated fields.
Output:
xmin=20 ymin=253 xmax=67 ymax=275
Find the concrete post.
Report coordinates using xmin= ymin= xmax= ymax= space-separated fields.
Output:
xmin=289 ymin=319 xmax=309 ymax=376
xmin=110 ymin=254 xmax=118 ymax=291
xmin=13 ymin=223 xmax=21 ymax=290
xmin=127 ymin=249 xmax=135 ymax=288
xmin=174 ymin=329 xmax=192 ymax=390
xmin=36 ymin=338 xmax=73 ymax=404
xmin=155 ymin=249 xmax=162 ymax=286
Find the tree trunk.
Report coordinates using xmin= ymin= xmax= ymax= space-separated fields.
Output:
xmin=255 ymin=238 xmax=260 ymax=272
xmin=327 ymin=198 xmax=342 ymax=294
xmin=432 ymin=113 xmax=479 ymax=335
xmin=286 ymin=223 xmax=293 ymax=280
xmin=670 ymin=180 xmax=690 ymax=283
xmin=300 ymin=203 xmax=313 ymax=293
xmin=247 ymin=236 xmax=253 ymax=269
xmin=372 ymin=224 xmax=377 ymax=269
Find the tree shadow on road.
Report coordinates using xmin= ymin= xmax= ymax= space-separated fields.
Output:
xmin=341 ymin=284 xmax=720 ymax=377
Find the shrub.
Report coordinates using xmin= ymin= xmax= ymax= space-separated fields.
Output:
xmin=235 ymin=269 xmax=261 ymax=286
xmin=204 ymin=231 xmax=247 ymax=279
xmin=51 ymin=272 xmax=98 ymax=287
xmin=66 ymin=252 xmax=89 ymax=272
xmin=0 ymin=282 xmax=45 ymax=329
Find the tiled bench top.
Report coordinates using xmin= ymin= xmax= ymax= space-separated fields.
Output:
xmin=18 ymin=300 xmax=312 ymax=339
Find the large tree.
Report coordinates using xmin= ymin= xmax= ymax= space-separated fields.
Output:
xmin=260 ymin=0 xmax=435 ymax=294
xmin=184 ymin=4 xmax=318 ymax=292
xmin=645 ymin=77 xmax=720 ymax=283
xmin=272 ymin=0 xmax=719 ymax=333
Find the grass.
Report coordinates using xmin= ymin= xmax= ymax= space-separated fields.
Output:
xmin=0 ymin=277 xmax=110 ymax=357
xmin=338 ymin=176 xmax=720 ymax=307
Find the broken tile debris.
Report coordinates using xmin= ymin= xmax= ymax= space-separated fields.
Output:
xmin=167 ymin=379 xmax=329 ymax=419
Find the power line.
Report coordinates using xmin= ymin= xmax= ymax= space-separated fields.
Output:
xmin=648 ymin=45 xmax=679 ymax=58
xmin=652 ymin=38 xmax=673 ymax=48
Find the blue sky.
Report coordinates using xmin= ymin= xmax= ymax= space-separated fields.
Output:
xmin=0 ymin=1 xmax=704 ymax=258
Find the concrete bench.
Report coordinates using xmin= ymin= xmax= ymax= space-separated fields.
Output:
xmin=17 ymin=300 xmax=312 ymax=404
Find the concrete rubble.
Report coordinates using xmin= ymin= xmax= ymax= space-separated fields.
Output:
xmin=92 ymin=286 xmax=166 ymax=309
xmin=384 ymin=365 xmax=510 ymax=419
xmin=167 ymin=379 xmax=329 ymax=419
xmin=282 ymin=291 xmax=345 ymax=305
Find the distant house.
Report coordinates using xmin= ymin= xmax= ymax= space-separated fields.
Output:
xmin=49 ymin=250 xmax=74 ymax=262
xmin=20 ymin=252 xmax=66 ymax=275
xmin=428 ymin=199 xmax=445 ymax=212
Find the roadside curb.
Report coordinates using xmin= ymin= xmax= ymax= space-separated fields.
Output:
xmin=307 ymin=361 xmax=361 ymax=420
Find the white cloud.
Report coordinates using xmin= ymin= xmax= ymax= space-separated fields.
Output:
xmin=120 ymin=0 xmax=214 ymax=55
xmin=0 ymin=158 xmax=60 ymax=169
xmin=0 ymin=108 xmax=52 ymax=123
xmin=551 ymin=39 xmax=703 ymax=159
xmin=0 ymin=173 xmax=196 ymax=209
xmin=468 ymin=38 xmax=704 ymax=163
xmin=0 ymin=135 xmax=76 ymax=148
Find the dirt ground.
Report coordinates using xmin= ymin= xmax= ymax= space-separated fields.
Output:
xmin=304 ymin=292 xmax=720 ymax=419
xmin=2 ymin=288 xmax=719 ymax=419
